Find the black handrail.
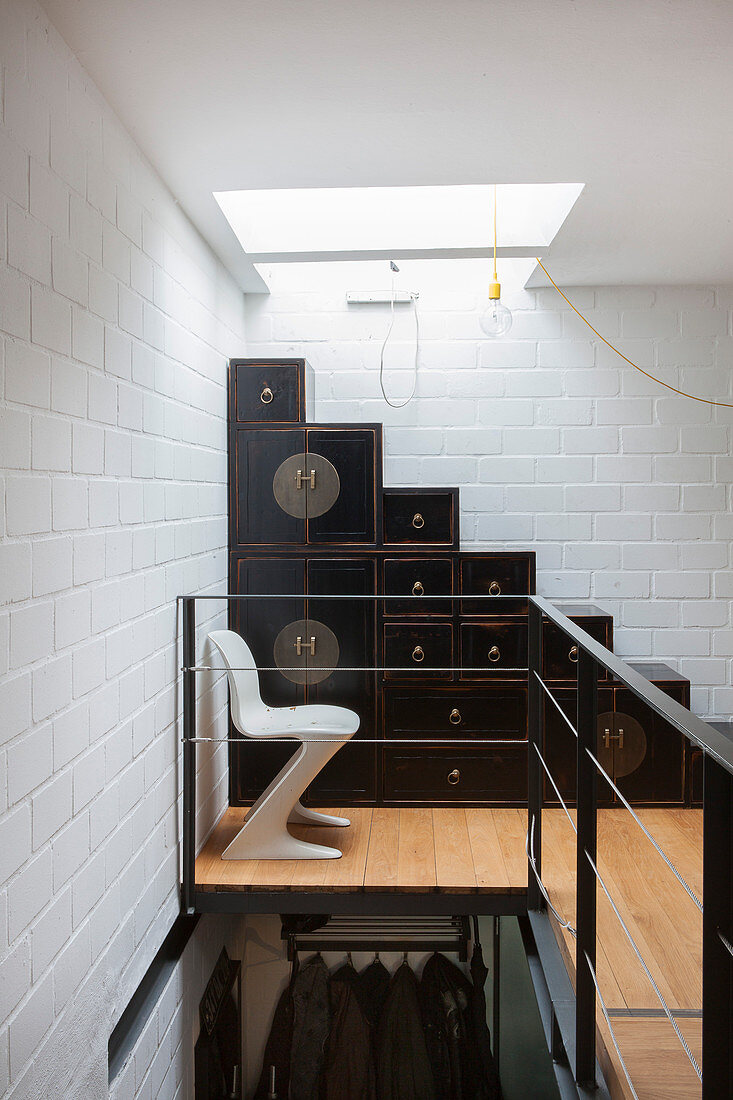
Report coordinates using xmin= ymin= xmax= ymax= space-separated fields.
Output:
xmin=532 ymin=594 xmax=733 ymax=775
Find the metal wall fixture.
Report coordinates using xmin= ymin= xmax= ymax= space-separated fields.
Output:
xmin=272 ymin=452 xmax=341 ymax=518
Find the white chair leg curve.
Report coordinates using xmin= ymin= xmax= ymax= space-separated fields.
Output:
xmin=222 ymin=738 xmax=348 ymax=860
xmin=288 ymin=802 xmax=351 ymax=828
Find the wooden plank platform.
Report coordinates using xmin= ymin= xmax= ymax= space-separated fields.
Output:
xmin=196 ymin=805 xmax=703 ymax=1096
xmin=195 ymin=806 xmax=528 ymax=895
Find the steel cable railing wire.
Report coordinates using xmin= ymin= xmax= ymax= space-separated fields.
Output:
xmin=584 ymin=744 xmax=703 ymax=914
xmin=532 ymin=743 xmax=577 ymax=838
xmin=583 ymin=950 xmax=640 ymax=1100
xmin=583 ymin=846 xmax=702 ymax=1082
xmin=532 ymin=670 xmax=579 ymax=739
xmin=526 ymin=814 xmax=577 ymax=939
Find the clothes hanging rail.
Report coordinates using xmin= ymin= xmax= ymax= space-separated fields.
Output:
xmin=282 ymin=915 xmax=472 ymax=961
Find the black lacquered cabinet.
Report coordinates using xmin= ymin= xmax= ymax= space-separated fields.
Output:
xmin=542 ymin=666 xmax=690 ymax=807
xmin=226 ymin=359 xmax=691 ymax=809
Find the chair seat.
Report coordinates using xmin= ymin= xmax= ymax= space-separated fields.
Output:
xmin=250 ymin=703 xmax=360 ymax=740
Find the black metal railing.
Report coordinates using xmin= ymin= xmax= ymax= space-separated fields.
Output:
xmin=180 ymin=592 xmax=733 ymax=1099
xmin=528 ymin=595 xmax=732 ymax=1100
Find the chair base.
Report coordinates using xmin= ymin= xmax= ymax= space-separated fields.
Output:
xmin=222 ymin=831 xmax=342 ymax=860
xmin=288 ymin=802 xmax=350 ymax=828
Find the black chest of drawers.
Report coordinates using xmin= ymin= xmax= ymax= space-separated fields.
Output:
xmin=226 ymin=359 xmax=692 ymax=808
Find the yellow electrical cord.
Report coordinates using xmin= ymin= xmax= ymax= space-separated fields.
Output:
xmin=535 ymin=257 xmax=733 ymax=410
xmin=493 ymin=184 xmax=498 ymax=284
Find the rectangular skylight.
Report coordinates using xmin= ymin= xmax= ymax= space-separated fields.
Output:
xmin=214 ymin=183 xmax=583 ymax=259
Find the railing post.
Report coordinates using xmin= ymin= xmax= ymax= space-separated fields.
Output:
xmin=527 ymin=600 xmax=544 ymax=910
xmin=182 ymin=597 xmax=197 ymax=914
xmin=702 ymin=752 xmax=733 ymax=1099
xmin=575 ymin=646 xmax=598 ymax=1086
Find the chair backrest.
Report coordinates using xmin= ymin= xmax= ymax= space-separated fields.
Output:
xmin=207 ymin=629 xmax=268 ymax=736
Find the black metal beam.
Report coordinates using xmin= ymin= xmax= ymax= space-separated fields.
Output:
xmin=527 ymin=600 xmax=543 ymax=910
xmin=575 ymin=646 xmax=598 ymax=1087
xmin=182 ymin=597 xmax=197 ymax=914
xmin=193 ymin=890 xmax=528 ymax=917
xmin=521 ymin=912 xmax=612 ymax=1100
xmin=702 ymin=752 xmax=733 ymax=1099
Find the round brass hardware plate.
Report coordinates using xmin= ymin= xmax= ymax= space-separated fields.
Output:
xmin=488 ymin=581 xmax=502 ymax=596
xmin=260 ymin=386 xmax=274 ymax=404
xmin=447 ymin=769 xmax=461 ymax=785
xmin=569 ymin=645 xmax=579 ymax=663
xmin=412 ymin=512 xmax=425 ymax=529
xmin=273 ymin=619 xmax=339 ymax=685
xmin=412 ymin=581 xmax=424 ymax=596
xmin=597 ymin=711 xmax=647 ymax=778
xmin=272 ymin=452 xmax=341 ymax=519
xmin=412 ymin=645 xmax=425 ymax=663
xmin=449 ymin=708 xmax=462 ymax=725
xmin=488 ymin=646 xmax=501 ymax=663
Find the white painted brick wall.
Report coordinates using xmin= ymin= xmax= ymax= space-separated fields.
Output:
xmin=245 ymin=279 xmax=733 ymax=719
xmin=0 ymin=0 xmax=244 ymax=1095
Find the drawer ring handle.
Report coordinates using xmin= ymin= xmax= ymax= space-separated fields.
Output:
xmin=569 ymin=645 xmax=579 ymax=663
xmin=412 ymin=513 xmax=425 ymax=529
xmin=449 ymin=708 xmax=462 ymax=725
xmin=412 ymin=645 xmax=425 ymax=663
xmin=488 ymin=646 xmax=501 ymax=663
xmin=412 ymin=580 xmax=424 ymax=597
xmin=447 ymin=769 xmax=461 ymax=785
xmin=260 ymin=386 xmax=274 ymax=404
xmin=488 ymin=581 xmax=502 ymax=597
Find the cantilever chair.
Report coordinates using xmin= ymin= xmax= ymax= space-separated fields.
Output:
xmin=208 ymin=629 xmax=359 ymax=860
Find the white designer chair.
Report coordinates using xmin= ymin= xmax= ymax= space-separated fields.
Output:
xmin=208 ymin=629 xmax=359 ymax=860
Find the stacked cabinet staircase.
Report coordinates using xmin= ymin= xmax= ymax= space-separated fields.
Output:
xmin=227 ymin=358 xmax=695 ymax=810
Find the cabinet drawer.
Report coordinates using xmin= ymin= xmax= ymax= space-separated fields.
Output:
xmin=460 ymin=622 xmax=528 ymax=679
xmin=543 ymin=617 xmax=612 ymax=681
xmin=230 ymin=359 xmax=306 ymax=423
xmin=383 ymin=558 xmax=453 ymax=616
xmin=460 ymin=555 xmax=533 ymax=614
xmin=383 ymin=490 xmax=457 ymax=546
xmin=383 ymin=747 xmax=527 ymax=802
xmin=383 ymin=624 xmax=453 ymax=680
xmin=385 ymin=688 xmax=527 ymax=741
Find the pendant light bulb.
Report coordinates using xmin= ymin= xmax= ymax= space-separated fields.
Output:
xmin=479 ymin=185 xmax=513 ymax=338
xmin=479 ymin=289 xmax=513 ymax=337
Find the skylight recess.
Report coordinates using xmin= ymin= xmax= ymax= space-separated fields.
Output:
xmin=214 ymin=183 xmax=583 ymax=261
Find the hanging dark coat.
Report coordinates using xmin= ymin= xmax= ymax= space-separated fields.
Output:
xmin=324 ymin=962 xmax=376 ymax=1100
xmin=290 ymin=954 xmax=331 ymax=1100
xmin=354 ymin=957 xmax=390 ymax=1035
xmin=419 ymin=952 xmax=500 ymax=1100
xmin=377 ymin=962 xmax=436 ymax=1100
xmin=254 ymin=980 xmax=294 ymax=1100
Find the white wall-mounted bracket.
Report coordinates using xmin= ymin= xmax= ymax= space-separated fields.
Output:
xmin=346 ymin=291 xmax=419 ymax=304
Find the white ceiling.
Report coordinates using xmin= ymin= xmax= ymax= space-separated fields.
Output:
xmin=42 ymin=0 xmax=733 ymax=292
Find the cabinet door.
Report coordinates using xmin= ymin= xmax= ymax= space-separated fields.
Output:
xmin=613 ymin=688 xmax=686 ymax=804
xmin=306 ymin=430 xmax=377 ymax=545
xmin=304 ymin=558 xmax=377 ymax=802
xmin=228 ymin=557 xmax=305 ymax=804
xmin=233 ymin=429 xmax=305 ymax=545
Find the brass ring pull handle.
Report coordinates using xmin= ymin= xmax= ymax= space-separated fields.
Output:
xmin=488 ymin=581 xmax=502 ymax=597
xmin=569 ymin=645 xmax=579 ymax=663
xmin=449 ymin=708 xmax=462 ymax=725
xmin=412 ymin=581 xmax=424 ymax=596
xmin=447 ymin=769 xmax=461 ymax=785
xmin=488 ymin=646 xmax=501 ymax=663
xmin=412 ymin=513 xmax=425 ymax=529
xmin=260 ymin=386 xmax=274 ymax=404
xmin=412 ymin=645 xmax=425 ymax=663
